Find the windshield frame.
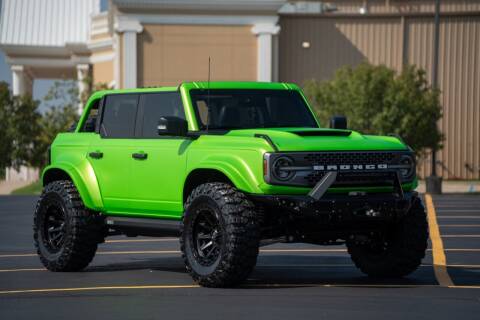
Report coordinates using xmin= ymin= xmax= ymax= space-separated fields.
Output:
xmin=189 ymin=89 xmax=319 ymax=131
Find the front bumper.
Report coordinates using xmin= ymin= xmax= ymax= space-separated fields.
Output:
xmin=250 ymin=191 xmax=417 ymax=224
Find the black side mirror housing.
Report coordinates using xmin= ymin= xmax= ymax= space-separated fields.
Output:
xmin=330 ymin=115 xmax=347 ymax=130
xmin=158 ymin=116 xmax=188 ymax=136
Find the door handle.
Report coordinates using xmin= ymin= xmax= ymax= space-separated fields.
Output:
xmin=88 ymin=151 xmax=103 ymax=159
xmin=132 ymin=152 xmax=148 ymax=160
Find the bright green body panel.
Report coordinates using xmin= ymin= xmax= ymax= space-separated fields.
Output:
xmin=43 ymin=81 xmax=417 ymax=220
xmin=42 ymin=133 xmax=103 ymax=210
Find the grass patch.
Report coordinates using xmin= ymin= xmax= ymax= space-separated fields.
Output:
xmin=11 ymin=181 xmax=42 ymax=195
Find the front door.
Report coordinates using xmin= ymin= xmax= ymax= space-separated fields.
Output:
xmin=129 ymin=92 xmax=190 ymax=219
xmin=88 ymin=93 xmax=139 ymax=213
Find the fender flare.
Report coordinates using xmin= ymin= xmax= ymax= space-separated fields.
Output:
xmin=189 ymin=154 xmax=263 ymax=194
xmin=42 ymin=162 xmax=103 ymax=210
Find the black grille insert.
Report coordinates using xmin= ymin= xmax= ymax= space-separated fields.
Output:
xmin=304 ymin=152 xmax=396 ymax=166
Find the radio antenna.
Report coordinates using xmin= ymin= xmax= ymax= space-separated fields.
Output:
xmin=206 ymin=56 xmax=211 ymax=132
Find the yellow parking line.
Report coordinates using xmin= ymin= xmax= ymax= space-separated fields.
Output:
xmin=5 ymin=247 xmax=480 ymax=259
xmin=260 ymin=249 xmax=347 ymax=253
xmin=3 ymin=283 xmax=480 ymax=295
xmin=0 ymin=253 xmax=36 ymax=258
xmin=0 ymin=268 xmax=45 ymax=272
xmin=97 ymin=250 xmax=181 ymax=255
xmin=2 ymin=263 xmax=480 ymax=274
xmin=448 ymin=285 xmax=480 ymax=289
xmin=425 ymin=194 xmax=454 ymax=287
xmin=439 ymin=225 xmax=480 ymax=227
xmin=105 ymin=238 xmax=177 ymax=243
xmin=437 ymin=216 xmax=480 ymax=219
xmin=0 ymin=284 xmax=200 ymax=295
xmin=441 ymin=235 xmax=480 ymax=238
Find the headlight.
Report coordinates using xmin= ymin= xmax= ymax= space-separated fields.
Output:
xmin=399 ymin=154 xmax=415 ymax=179
xmin=272 ymin=156 xmax=295 ymax=181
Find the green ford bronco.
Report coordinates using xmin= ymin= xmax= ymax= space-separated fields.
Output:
xmin=34 ymin=81 xmax=428 ymax=287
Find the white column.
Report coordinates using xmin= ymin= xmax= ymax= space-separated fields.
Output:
xmin=252 ymin=24 xmax=280 ymax=82
xmin=76 ymin=64 xmax=90 ymax=114
xmin=113 ymin=33 xmax=120 ymax=89
xmin=115 ymin=18 xmax=143 ymax=89
xmin=11 ymin=65 xmax=32 ymax=96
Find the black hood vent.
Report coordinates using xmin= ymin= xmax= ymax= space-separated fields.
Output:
xmin=291 ymin=130 xmax=352 ymax=137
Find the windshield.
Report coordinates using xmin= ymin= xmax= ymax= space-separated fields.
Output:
xmin=190 ymin=89 xmax=318 ymax=130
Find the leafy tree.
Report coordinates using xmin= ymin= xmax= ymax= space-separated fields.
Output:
xmin=32 ymin=80 xmax=80 ymax=168
xmin=304 ymin=63 xmax=443 ymax=157
xmin=80 ymin=75 xmax=110 ymax=105
xmin=0 ymin=82 xmax=41 ymax=170
xmin=0 ymin=82 xmax=13 ymax=177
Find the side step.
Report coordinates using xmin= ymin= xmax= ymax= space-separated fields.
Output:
xmin=105 ymin=216 xmax=181 ymax=237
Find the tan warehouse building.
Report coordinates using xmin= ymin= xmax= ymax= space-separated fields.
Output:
xmin=0 ymin=0 xmax=479 ymax=180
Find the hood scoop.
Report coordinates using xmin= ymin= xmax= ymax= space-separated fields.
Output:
xmin=291 ymin=130 xmax=352 ymax=137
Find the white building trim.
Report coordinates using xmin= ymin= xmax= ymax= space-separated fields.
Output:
xmin=90 ymin=52 xmax=115 ymax=63
xmin=11 ymin=65 xmax=33 ymax=96
xmin=252 ymin=23 xmax=280 ymax=82
xmin=123 ymin=14 xmax=278 ymax=26
xmin=115 ymin=17 xmax=143 ymax=88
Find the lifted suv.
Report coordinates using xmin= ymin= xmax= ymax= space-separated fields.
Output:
xmin=34 ymin=82 xmax=428 ymax=287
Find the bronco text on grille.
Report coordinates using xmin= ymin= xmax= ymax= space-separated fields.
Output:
xmin=264 ymin=151 xmax=415 ymax=187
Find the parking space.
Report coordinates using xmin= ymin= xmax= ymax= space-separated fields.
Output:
xmin=434 ymin=195 xmax=480 ymax=287
xmin=0 ymin=195 xmax=479 ymax=319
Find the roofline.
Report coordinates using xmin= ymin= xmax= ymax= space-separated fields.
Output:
xmin=112 ymin=0 xmax=286 ymax=13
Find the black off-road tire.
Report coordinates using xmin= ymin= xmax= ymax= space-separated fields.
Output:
xmin=180 ymin=183 xmax=260 ymax=287
xmin=33 ymin=180 xmax=104 ymax=271
xmin=347 ymin=196 xmax=429 ymax=278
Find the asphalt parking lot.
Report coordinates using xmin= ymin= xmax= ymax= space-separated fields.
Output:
xmin=0 ymin=194 xmax=479 ymax=319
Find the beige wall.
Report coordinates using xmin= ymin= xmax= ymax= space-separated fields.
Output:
xmin=137 ymin=24 xmax=257 ymax=87
xmin=92 ymin=59 xmax=114 ymax=85
xmin=279 ymin=13 xmax=480 ymax=180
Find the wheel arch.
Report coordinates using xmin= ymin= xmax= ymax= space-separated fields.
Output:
xmin=42 ymin=163 xmax=103 ymax=210
xmin=183 ymin=169 xmax=233 ymax=204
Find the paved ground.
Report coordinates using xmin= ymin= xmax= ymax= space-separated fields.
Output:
xmin=0 ymin=195 xmax=479 ymax=320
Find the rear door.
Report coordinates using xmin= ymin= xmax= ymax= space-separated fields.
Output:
xmin=129 ymin=92 xmax=190 ymax=219
xmin=88 ymin=94 xmax=139 ymax=213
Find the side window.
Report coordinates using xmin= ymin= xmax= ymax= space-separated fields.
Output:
xmin=140 ymin=92 xmax=184 ymax=138
xmin=101 ymin=94 xmax=139 ymax=138
xmin=80 ymin=99 xmax=100 ymax=132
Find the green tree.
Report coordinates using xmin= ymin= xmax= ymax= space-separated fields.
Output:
xmin=0 ymin=82 xmax=13 ymax=177
xmin=0 ymin=81 xmax=41 ymax=171
xmin=80 ymin=75 xmax=110 ymax=105
xmin=304 ymin=63 xmax=443 ymax=157
xmin=32 ymin=80 xmax=80 ymax=168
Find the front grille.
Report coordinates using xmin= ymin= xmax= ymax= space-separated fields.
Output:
xmin=265 ymin=151 xmax=414 ymax=188
xmin=304 ymin=152 xmax=396 ymax=166
xmin=302 ymin=152 xmax=399 ymax=187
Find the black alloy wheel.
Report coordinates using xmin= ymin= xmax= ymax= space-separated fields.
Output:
xmin=42 ymin=203 xmax=67 ymax=253
xmin=192 ymin=207 xmax=223 ymax=267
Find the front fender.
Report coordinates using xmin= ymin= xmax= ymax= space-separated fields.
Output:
xmin=187 ymin=150 xmax=263 ymax=194
xmin=42 ymin=161 xmax=103 ymax=210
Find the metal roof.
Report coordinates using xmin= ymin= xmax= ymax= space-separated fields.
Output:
xmin=0 ymin=0 xmax=100 ymax=47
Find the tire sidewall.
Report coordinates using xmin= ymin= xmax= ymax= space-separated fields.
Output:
xmin=183 ymin=195 xmax=226 ymax=276
xmin=35 ymin=190 xmax=71 ymax=262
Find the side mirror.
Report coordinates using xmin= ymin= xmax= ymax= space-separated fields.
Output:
xmin=329 ymin=115 xmax=347 ymax=130
xmin=157 ymin=116 xmax=188 ymax=136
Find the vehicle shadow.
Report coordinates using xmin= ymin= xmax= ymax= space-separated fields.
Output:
xmin=85 ymin=254 xmax=437 ymax=288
